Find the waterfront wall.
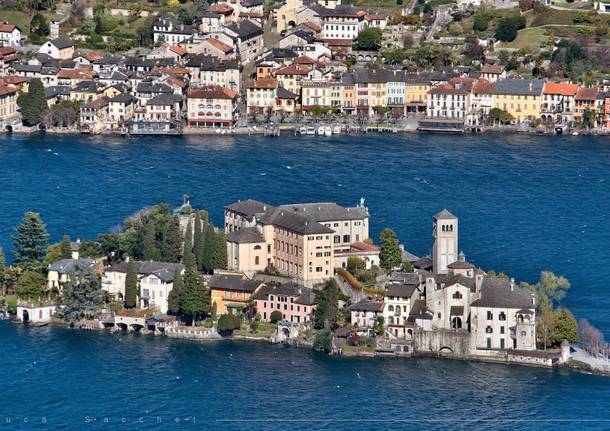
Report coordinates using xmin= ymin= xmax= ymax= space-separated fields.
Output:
xmin=414 ymin=329 xmax=471 ymax=355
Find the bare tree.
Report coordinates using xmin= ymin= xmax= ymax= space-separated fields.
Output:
xmin=578 ymin=319 xmax=605 ymax=357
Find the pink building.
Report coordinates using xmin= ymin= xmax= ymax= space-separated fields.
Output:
xmin=254 ymin=283 xmax=316 ymax=324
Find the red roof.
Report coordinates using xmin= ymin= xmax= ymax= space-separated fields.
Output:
xmin=206 ymin=37 xmax=233 ymax=53
xmin=169 ymin=45 xmax=187 ymax=56
xmin=208 ymin=3 xmax=234 ymax=14
xmin=0 ymin=83 xmax=17 ymax=97
xmin=351 ymin=241 xmax=379 ymax=252
xmin=275 ymin=64 xmax=311 ymax=76
xmin=57 ymin=68 xmax=95 ymax=80
xmin=189 ymin=85 xmax=237 ymax=100
xmin=247 ymin=78 xmax=277 ymax=89
xmin=0 ymin=23 xmax=17 ymax=33
xmin=543 ymin=82 xmax=578 ymax=96
xmin=575 ymin=86 xmax=598 ymax=101
xmin=473 ymin=78 xmax=494 ymax=95
xmin=293 ymin=55 xmax=324 ymax=68
xmin=303 ymin=21 xmax=321 ymax=32
xmin=480 ymin=64 xmax=504 ymax=75
xmin=319 ymin=38 xmax=352 ymax=46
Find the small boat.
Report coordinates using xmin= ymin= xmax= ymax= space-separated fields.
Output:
xmin=299 ymin=126 xmax=307 ymax=135
xmin=333 ymin=125 xmax=341 ymax=134
xmin=571 ymin=131 xmax=579 ymax=136
xmin=555 ymin=127 xmax=563 ymax=135
xmin=324 ymin=126 xmax=332 ymax=137
xmin=317 ymin=126 xmax=325 ymax=136
xmin=215 ymin=129 xmax=221 ymax=134
xmin=306 ymin=127 xmax=315 ymax=135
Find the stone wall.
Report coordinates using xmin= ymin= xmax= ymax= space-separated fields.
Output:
xmin=414 ymin=329 xmax=471 ymax=355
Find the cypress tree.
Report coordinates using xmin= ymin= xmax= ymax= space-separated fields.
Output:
xmin=212 ymin=230 xmax=228 ymax=270
xmin=195 ymin=218 xmax=207 ymax=272
xmin=379 ymin=228 xmax=402 ymax=270
xmin=17 ymin=78 xmax=48 ymax=126
xmin=201 ymin=224 xmax=216 ymax=272
xmin=167 ymin=269 xmax=183 ymax=315
xmin=124 ymin=261 xmax=138 ymax=308
xmin=13 ymin=211 xmax=49 ymax=269
xmin=142 ymin=222 xmax=159 ymax=261
xmin=179 ymin=259 xmax=210 ymax=326
xmin=183 ymin=217 xmax=193 ymax=264
xmin=161 ymin=216 xmax=182 ymax=263
xmin=193 ymin=212 xmax=203 ymax=270
xmin=60 ymin=234 xmax=72 ymax=260
xmin=60 ymin=272 xmax=101 ymax=323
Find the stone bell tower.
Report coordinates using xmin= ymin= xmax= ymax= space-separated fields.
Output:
xmin=432 ymin=209 xmax=458 ymax=274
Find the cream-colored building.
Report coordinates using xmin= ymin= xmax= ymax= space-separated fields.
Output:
xmin=187 ymin=85 xmax=238 ymax=128
xmin=225 ymin=199 xmax=369 ymax=285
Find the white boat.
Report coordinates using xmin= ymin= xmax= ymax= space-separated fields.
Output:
xmin=571 ymin=131 xmax=579 ymax=136
xmin=299 ymin=126 xmax=307 ymax=135
xmin=324 ymin=126 xmax=332 ymax=137
xmin=215 ymin=129 xmax=221 ymax=134
xmin=317 ymin=126 xmax=325 ymax=135
xmin=306 ymin=127 xmax=316 ymax=135
xmin=333 ymin=126 xmax=341 ymax=134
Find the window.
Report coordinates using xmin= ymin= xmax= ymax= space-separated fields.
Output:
xmin=254 ymin=245 xmax=261 ymax=250
xmin=487 ymin=311 xmax=493 ymax=320
xmin=485 ymin=326 xmax=493 ymax=334
xmin=333 ymin=235 xmax=340 ymax=244
xmin=452 ymin=291 xmax=462 ymax=299
xmin=499 ymin=312 xmax=506 ymax=321
xmin=500 ymin=338 xmax=505 ymax=350
xmin=343 ymin=235 xmax=350 ymax=243
xmin=486 ymin=337 xmax=491 ymax=349
xmin=500 ymin=326 xmax=505 ymax=334
xmin=255 ymin=256 xmax=259 ymax=265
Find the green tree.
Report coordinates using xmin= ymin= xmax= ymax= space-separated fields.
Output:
xmin=44 ymin=242 xmax=63 ymax=267
xmin=346 ymin=257 xmax=366 ymax=276
xmin=17 ymin=78 xmax=48 ymax=126
xmin=193 ymin=212 xmax=203 ymax=270
xmin=495 ymin=16 xmax=526 ymax=42
xmin=124 ymin=261 xmax=138 ymax=308
xmin=489 ymin=108 xmax=514 ymax=125
xmin=243 ymin=298 xmax=257 ymax=323
xmin=162 ymin=216 xmax=182 ymax=263
xmin=313 ymin=328 xmax=333 ymax=353
xmin=183 ymin=218 xmax=193 ymax=265
xmin=30 ymin=13 xmax=49 ymax=37
xmin=142 ymin=222 xmax=160 ymax=261
xmin=179 ymin=261 xmax=210 ymax=325
xmin=523 ymin=271 xmax=570 ymax=308
xmin=551 ymin=308 xmax=578 ymax=346
xmin=379 ymin=228 xmax=402 ymax=270
xmin=536 ymin=295 xmax=554 ymax=350
xmin=372 ymin=316 xmax=385 ymax=337
xmin=15 ymin=270 xmax=47 ymax=300
xmin=60 ymin=271 xmax=101 ymax=323
xmin=167 ymin=269 xmax=183 ymax=315
xmin=13 ymin=211 xmax=49 ymax=269
xmin=270 ymin=310 xmax=283 ymax=323
xmin=382 ymin=48 xmax=406 ymax=65
xmin=201 ymin=223 xmax=216 ymax=272
xmin=217 ymin=313 xmax=242 ymax=334
xmin=78 ymin=241 xmax=101 ymax=258
xmin=355 ymin=28 xmax=382 ymax=51
xmin=313 ymin=279 xmax=343 ymax=330
xmin=212 ymin=230 xmax=228 ymax=270
xmin=60 ymin=234 xmax=72 ymax=260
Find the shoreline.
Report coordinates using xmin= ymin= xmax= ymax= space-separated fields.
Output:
xmin=10 ymin=319 xmax=609 ymax=378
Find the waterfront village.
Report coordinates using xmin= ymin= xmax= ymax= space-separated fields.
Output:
xmin=1 ymin=197 xmax=609 ymax=374
xmin=0 ymin=0 xmax=609 ymax=135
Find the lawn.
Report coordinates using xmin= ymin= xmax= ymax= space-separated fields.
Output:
xmin=500 ymin=27 xmax=548 ymax=49
xmin=0 ymin=10 xmax=64 ymax=36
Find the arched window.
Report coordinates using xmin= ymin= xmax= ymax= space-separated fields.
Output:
xmin=253 ymin=245 xmax=262 ymax=250
xmin=452 ymin=291 xmax=462 ymax=299
xmin=518 ymin=314 xmax=524 ymax=323
xmin=388 ymin=305 xmax=394 ymax=312
xmin=388 ymin=316 xmax=394 ymax=325
xmin=499 ymin=312 xmax=506 ymax=321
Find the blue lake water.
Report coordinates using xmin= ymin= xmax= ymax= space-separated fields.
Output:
xmin=1 ymin=133 xmax=610 ymax=429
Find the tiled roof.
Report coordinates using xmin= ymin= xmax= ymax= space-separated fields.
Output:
xmin=205 ymin=37 xmax=234 ymax=53
xmin=434 ymin=209 xmax=456 ymax=220
xmin=225 ymin=199 xmax=272 ymax=217
xmin=493 ymin=79 xmax=544 ymax=96
xmin=471 ymin=277 xmax=535 ymax=309
xmin=107 ymin=261 xmax=184 ymax=283
xmin=575 ymin=86 xmax=598 ymax=101
xmin=543 ymin=82 xmax=578 ymax=96
xmin=208 ymin=275 xmax=264 ymax=292
xmin=227 ymin=227 xmax=266 ymax=243
xmin=247 ymin=78 xmax=277 ymax=89
xmin=0 ymin=22 xmax=18 ymax=32
xmin=278 ymin=202 xmax=369 ymax=222
xmin=275 ymin=64 xmax=311 ymax=76
xmin=189 ymin=85 xmax=237 ymax=99
xmin=350 ymin=298 xmax=384 ymax=312
xmin=480 ymin=64 xmax=504 ymax=74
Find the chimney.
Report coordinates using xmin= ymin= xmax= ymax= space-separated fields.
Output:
xmin=510 ymin=277 xmax=515 ymax=291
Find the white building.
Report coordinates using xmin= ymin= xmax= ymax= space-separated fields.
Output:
xmin=320 ymin=5 xmax=364 ymax=40
xmin=349 ymin=298 xmax=384 ymax=335
xmin=0 ymin=22 xmax=21 ymax=47
xmin=470 ymin=277 xmax=537 ymax=351
xmin=101 ymin=261 xmax=185 ymax=314
xmin=16 ymin=305 xmax=57 ymax=324
xmin=432 ymin=209 xmax=458 ymax=274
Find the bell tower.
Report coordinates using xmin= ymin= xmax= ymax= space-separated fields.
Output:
xmin=432 ymin=209 xmax=458 ymax=274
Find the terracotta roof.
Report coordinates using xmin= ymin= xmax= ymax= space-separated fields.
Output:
xmin=0 ymin=84 xmax=17 ymax=97
xmin=303 ymin=21 xmax=321 ymax=32
xmin=0 ymin=23 xmax=17 ymax=33
xmin=206 ymin=37 xmax=233 ymax=54
xmin=164 ymin=75 xmax=187 ymax=88
xmin=169 ymin=45 xmax=187 ymax=56
xmin=364 ymin=14 xmax=386 ymax=20
xmin=208 ymin=3 xmax=234 ymax=14
xmin=480 ymin=64 xmax=504 ymax=74
xmin=293 ymin=55 xmax=324 ymax=68
xmin=275 ymin=64 xmax=311 ymax=76
xmin=188 ymin=85 xmax=237 ymax=99
xmin=1 ymin=75 xmax=27 ymax=85
xmin=247 ymin=78 xmax=277 ymax=89
xmin=0 ymin=46 xmax=16 ymax=56
xmin=473 ymin=78 xmax=494 ymax=94
xmin=543 ymin=82 xmax=578 ymax=96
xmin=351 ymin=241 xmax=379 ymax=252
xmin=319 ymin=38 xmax=352 ymax=46
xmin=152 ymin=66 xmax=192 ymax=76
xmin=57 ymin=68 xmax=95 ymax=80
xmin=575 ymin=86 xmax=598 ymax=101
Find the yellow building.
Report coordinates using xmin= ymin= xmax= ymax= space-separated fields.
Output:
xmin=208 ymin=274 xmax=266 ymax=315
xmin=301 ymin=80 xmax=332 ymax=110
xmin=404 ymin=79 xmax=430 ymax=115
xmin=492 ymin=79 xmax=544 ymax=123
xmin=275 ymin=64 xmax=311 ymax=96
xmin=277 ymin=0 xmax=304 ymax=32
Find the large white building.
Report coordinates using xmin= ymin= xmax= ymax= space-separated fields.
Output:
xmin=101 ymin=260 xmax=184 ymax=314
xmin=0 ymin=22 xmax=21 ymax=47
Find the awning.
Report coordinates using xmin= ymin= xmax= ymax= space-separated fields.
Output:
xmin=450 ymin=306 xmax=464 ymax=316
